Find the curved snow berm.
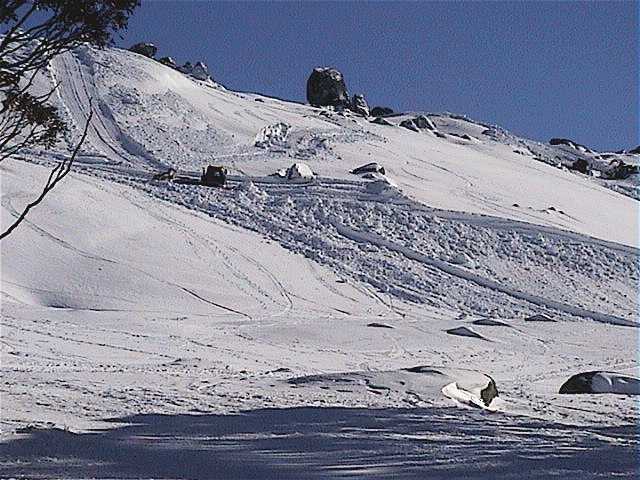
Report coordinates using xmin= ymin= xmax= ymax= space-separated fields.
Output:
xmin=559 ymin=372 xmax=640 ymax=395
xmin=288 ymin=365 xmax=500 ymax=410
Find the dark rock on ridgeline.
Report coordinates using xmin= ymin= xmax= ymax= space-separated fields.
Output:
xmin=413 ymin=114 xmax=436 ymax=130
xmin=399 ymin=118 xmax=420 ymax=132
xmin=191 ymin=61 xmax=213 ymax=81
xmin=629 ymin=145 xmax=640 ymax=154
xmin=158 ymin=56 xmax=177 ymax=69
xmin=549 ymin=137 xmax=594 ymax=153
xmin=178 ymin=61 xmax=193 ymax=74
xmin=350 ymin=93 xmax=370 ymax=116
xmin=371 ymin=117 xmax=393 ymax=126
xmin=129 ymin=42 xmax=157 ymax=58
xmin=400 ymin=115 xmax=437 ymax=133
xmin=306 ymin=67 xmax=350 ymax=108
xmin=370 ymin=106 xmax=394 ymax=117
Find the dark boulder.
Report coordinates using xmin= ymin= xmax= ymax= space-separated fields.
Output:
xmin=480 ymin=376 xmax=499 ymax=407
xmin=559 ymin=371 xmax=598 ymax=394
xmin=399 ymin=118 xmax=420 ymax=132
xmin=306 ymin=67 xmax=350 ymax=108
xmin=559 ymin=371 xmax=640 ymax=395
xmin=158 ymin=56 xmax=177 ymax=69
xmin=371 ymin=117 xmax=393 ymax=126
xmin=370 ymin=106 xmax=394 ymax=117
xmin=178 ymin=61 xmax=193 ymax=74
xmin=129 ymin=42 xmax=157 ymax=58
xmin=191 ymin=61 xmax=213 ymax=81
xmin=570 ymin=158 xmax=589 ymax=174
xmin=350 ymin=162 xmax=385 ymax=175
xmin=413 ymin=114 xmax=436 ymax=130
xmin=350 ymin=93 xmax=370 ymax=117
xmin=605 ymin=159 xmax=639 ymax=180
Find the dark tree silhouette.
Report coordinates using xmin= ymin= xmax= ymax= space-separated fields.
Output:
xmin=0 ymin=0 xmax=139 ymax=239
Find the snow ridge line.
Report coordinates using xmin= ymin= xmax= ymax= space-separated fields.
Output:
xmin=332 ymin=220 xmax=639 ymax=327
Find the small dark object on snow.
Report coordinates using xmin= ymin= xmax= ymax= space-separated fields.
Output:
xmin=481 ymin=377 xmax=499 ymax=406
xmin=367 ymin=322 xmax=394 ymax=329
xmin=371 ymin=117 xmax=393 ymax=126
xmin=306 ymin=67 xmax=350 ymax=108
xmin=399 ymin=118 xmax=420 ymax=132
xmin=152 ymin=167 xmax=176 ymax=181
xmin=525 ymin=313 xmax=556 ymax=322
xmin=370 ymin=106 xmax=394 ymax=117
xmin=512 ymin=203 xmax=520 ymax=208
xmin=570 ymin=158 xmax=589 ymax=174
xmin=201 ymin=165 xmax=227 ymax=187
xmin=158 ymin=56 xmax=177 ymax=69
xmin=129 ymin=42 xmax=157 ymax=58
xmin=559 ymin=371 xmax=600 ymax=394
xmin=351 ymin=162 xmax=385 ymax=175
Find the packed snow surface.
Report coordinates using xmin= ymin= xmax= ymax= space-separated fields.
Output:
xmin=1 ymin=45 xmax=638 ymax=478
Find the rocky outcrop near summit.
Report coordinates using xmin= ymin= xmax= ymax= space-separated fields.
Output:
xmin=306 ymin=67 xmax=350 ymax=108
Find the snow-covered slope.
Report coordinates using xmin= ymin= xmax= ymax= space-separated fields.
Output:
xmin=1 ymin=45 xmax=638 ymax=478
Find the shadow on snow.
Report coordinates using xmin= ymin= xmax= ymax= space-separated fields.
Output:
xmin=1 ymin=407 xmax=638 ymax=479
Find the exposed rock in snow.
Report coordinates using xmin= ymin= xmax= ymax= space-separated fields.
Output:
xmin=570 ymin=158 xmax=589 ymax=174
xmin=549 ymin=137 xmax=594 ymax=154
xmin=367 ymin=322 xmax=394 ymax=329
xmin=472 ymin=318 xmax=511 ymax=327
xmin=629 ymin=145 xmax=640 ymax=154
xmin=525 ymin=313 xmax=556 ymax=322
xmin=286 ymin=162 xmax=314 ymax=182
xmin=371 ymin=116 xmax=393 ymax=126
xmin=306 ymin=67 xmax=350 ymax=108
xmin=350 ymin=162 xmax=385 ymax=175
xmin=350 ymin=93 xmax=370 ymax=117
xmin=255 ymin=122 xmax=291 ymax=149
xmin=178 ymin=61 xmax=193 ymax=74
xmin=446 ymin=326 xmax=486 ymax=340
xmin=128 ymin=42 xmax=157 ymax=58
xmin=449 ymin=252 xmax=471 ymax=266
xmin=400 ymin=118 xmax=420 ymax=132
xmin=413 ymin=114 xmax=436 ymax=130
xmin=364 ymin=176 xmax=398 ymax=195
xmin=191 ymin=61 xmax=213 ymax=81
xmin=559 ymin=371 xmax=640 ymax=395
xmin=370 ymin=106 xmax=394 ymax=117
xmin=158 ymin=56 xmax=177 ymax=69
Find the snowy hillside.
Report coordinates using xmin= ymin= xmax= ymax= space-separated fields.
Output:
xmin=1 ymin=45 xmax=638 ymax=478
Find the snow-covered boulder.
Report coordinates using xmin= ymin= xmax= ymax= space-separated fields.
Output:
xmin=559 ymin=371 xmax=640 ymax=395
xmin=350 ymin=93 xmax=370 ymax=117
xmin=129 ymin=42 xmax=157 ymax=58
xmin=286 ymin=162 xmax=315 ymax=182
xmin=350 ymin=162 xmax=385 ymax=175
xmin=306 ymin=67 xmax=350 ymax=108
xmin=255 ymin=122 xmax=291 ymax=149
xmin=400 ymin=118 xmax=420 ymax=132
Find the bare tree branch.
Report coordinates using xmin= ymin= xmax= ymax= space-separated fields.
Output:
xmin=0 ymin=104 xmax=93 ymax=241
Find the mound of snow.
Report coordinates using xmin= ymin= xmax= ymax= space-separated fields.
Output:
xmin=255 ymin=122 xmax=291 ymax=149
xmin=364 ymin=176 xmax=398 ymax=195
xmin=446 ymin=326 xmax=486 ymax=340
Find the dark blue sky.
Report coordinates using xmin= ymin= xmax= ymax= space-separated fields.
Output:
xmin=118 ymin=1 xmax=638 ymax=151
